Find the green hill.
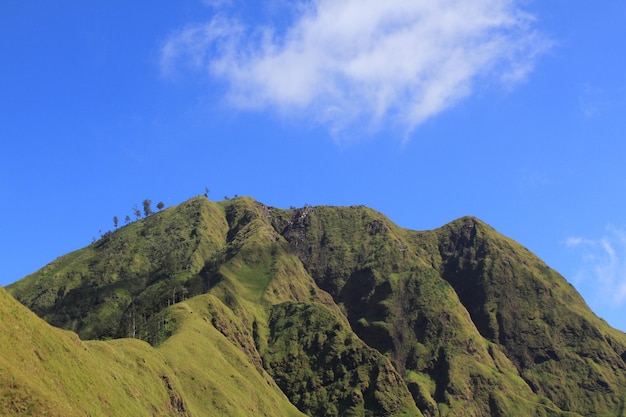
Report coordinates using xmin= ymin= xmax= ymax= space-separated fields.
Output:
xmin=4 ymin=195 xmax=626 ymax=416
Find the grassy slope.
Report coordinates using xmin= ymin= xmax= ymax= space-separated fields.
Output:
xmin=0 ymin=286 xmax=190 ymax=417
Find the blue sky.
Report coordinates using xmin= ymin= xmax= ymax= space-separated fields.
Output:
xmin=2 ymin=1 xmax=626 ymax=330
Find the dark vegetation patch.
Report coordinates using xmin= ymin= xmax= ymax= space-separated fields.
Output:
xmin=262 ymin=302 xmax=418 ymax=417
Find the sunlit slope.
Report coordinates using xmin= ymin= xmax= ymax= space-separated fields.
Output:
xmin=0 ymin=286 xmax=189 ymax=417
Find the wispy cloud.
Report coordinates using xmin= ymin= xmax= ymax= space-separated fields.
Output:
xmin=161 ymin=0 xmax=551 ymax=137
xmin=565 ymin=227 xmax=626 ymax=307
xmin=519 ymin=169 xmax=552 ymax=191
xmin=201 ymin=0 xmax=232 ymax=8
xmin=578 ymin=83 xmax=606 ymax=118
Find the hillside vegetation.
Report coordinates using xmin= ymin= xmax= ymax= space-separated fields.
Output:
xmin=5 ymin=196 xmax=626 ymax=416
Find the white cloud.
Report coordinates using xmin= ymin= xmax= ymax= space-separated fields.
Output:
xmin=565 ymin=237 xmax=583 ymax=248
xmin=578 ymin=83 xmax=606 ymax=118
xmin=565 ymin=226 xmax=626 ymax=307
xmin=519 ymin=169 xmax=552 ymax=191
xmin=161 ymin=0 xmax=551 ymax=137
xmin=160 ymin=18 xmax=244 ymax=77
xmin=201 ymin=0 xmax=232 ymax=8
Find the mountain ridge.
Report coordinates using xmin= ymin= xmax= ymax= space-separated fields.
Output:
xmin=4 ymin=195 xmax=626 ymax=416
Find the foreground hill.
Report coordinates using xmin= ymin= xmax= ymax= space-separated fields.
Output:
xmin=5 ymin=196 xmax=626 ymax=416
xmin=0 ymin=284 xmax=312 ymax=416
xmin=0 ymin=285 xmax=188 ymax=417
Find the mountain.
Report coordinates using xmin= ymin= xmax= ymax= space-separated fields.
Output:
xmin=4 ymin=196 xmax=626 ymax=416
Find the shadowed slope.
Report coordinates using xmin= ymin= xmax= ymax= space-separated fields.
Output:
xmin=436 ymin=216 xmax=626 ymax=415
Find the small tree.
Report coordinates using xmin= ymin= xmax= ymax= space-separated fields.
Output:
xmin=133 ymin=204 xmax=141 ymax=220
xmin=204 ymin=187 xmax=210 ymax=198
xmin=143 ymin=199 xmax=153 ymax=217
xmin=125 ymin=215 xmax=131 ymax=224
xmin=113 ymin=216 xmax=119 ymax=229
xmin=156 ymin=201 xmax=164 ymax=211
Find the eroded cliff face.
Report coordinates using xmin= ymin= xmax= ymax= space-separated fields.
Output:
xmin=7 ymin=196 xmax=626 ymax=416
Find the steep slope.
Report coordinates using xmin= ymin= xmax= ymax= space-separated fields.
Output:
xmin=6 ymin=196 xmax=626 ymax=416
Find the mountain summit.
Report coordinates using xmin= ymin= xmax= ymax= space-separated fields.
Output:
xmin=4 ymin=196 xmax=626 ymax=416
